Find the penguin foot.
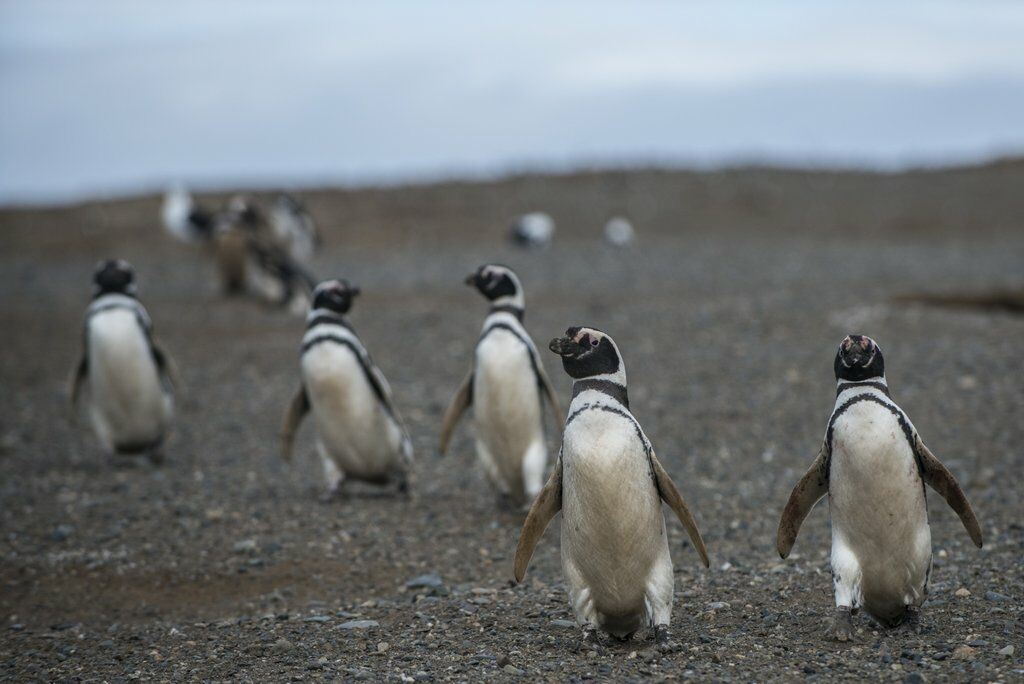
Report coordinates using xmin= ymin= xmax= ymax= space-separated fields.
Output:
xmin=577 ymin=627 xmax=605 ymax=654
xmin=826 ymin=606 xmax=854 ymax=642
xmin=653 ymin=625 xmax=677 ymax=652
xmin=900 ymin=606 xmax=924 ymax=634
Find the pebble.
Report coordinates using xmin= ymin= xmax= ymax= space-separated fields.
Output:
xmin=903 ymin=673 xmax=926 ymax=684
xmin=503 ymin=664 xmax=524 ymax=676
xmin=271 ymin=638 xmax=294 ymax=653
xmin=232 ymin=539 xmax=257 ymax=554
xmin=998 ymin=645 xmax=1015 ymax=656
xmin=406 ymin=574 xmax=444 ymax=589
xmin=707 ymin=602 xmax=730 ymax=611
xmin=984 ymin=590 xmax=1011 ymax=602
xmin=954 ymin=588 xmax=970 ymax=598
xmin=550 ymin=620 xmax=576 ymax=629
xmin=303 ymin=615 xmax=331 ymax=623
xmin=376 ymin=641 xmax=389 ymax=653
xmin=951 ymin=645 xmax=976 ymax=660
xmin=338 ymin=620 xmax=379 ymax=630
xmin=50 ymin=524 xmax=73 ymax=542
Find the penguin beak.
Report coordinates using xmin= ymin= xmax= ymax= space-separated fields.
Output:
xmin=349 ymin=286 xmax=361 ymax=297
xmin=464 ymin=273 xmax=477 ymax=286
xmin=549 ymin=336 xmax=582 ymax=357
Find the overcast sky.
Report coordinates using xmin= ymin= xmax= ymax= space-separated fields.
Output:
xmin=2 ymin=1 xmax=1023 ymax=204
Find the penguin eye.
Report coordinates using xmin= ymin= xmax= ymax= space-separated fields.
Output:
xmin=589 ymin=336 xmax=599 ymax=347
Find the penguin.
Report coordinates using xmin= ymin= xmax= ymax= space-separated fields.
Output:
xmin=514 ymin=327 xmax=709 ymax=645
xmin=69 ymin=260 xmax=177 ymax=464
xmin=777 ymin=335 xmax=983 ymax=640
xmin=161 ymin=184 xmax=215 ymax=244
xmin=281 ymin=279 xmax=413 ymax=496
xmin=268 ymin=194 xmax=321 ymax=264
xmin=509 ymin=212 xmax=555 ymax=249
xmin=439 ymin=264 xmax=563 ymax=506
xmin=214 ymin=196 xmax=316 ymax=313
xmin=603 ymin=216 xmax=635 ymax=247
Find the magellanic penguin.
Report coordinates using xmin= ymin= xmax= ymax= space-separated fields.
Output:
xmin=213 ymin=196 xmax=316 ymax=314
xmin=439 ymin=264 xmax=563 ymax=507
xmin=514 ymin=327 xmax=710 ymax=645
xmin=161 ymin=184 xmax=215 ymax=244
xmin=777 ymin=335 xmax=983 ymax=640
xmin=268 ymin=194 xmax=321 ymax=265
xmin=509 ymin=212 xmax=555 ymax=249
xmin=281 ymin=279 xmax=413 ymax=496
xmin=69 ymin=260 xmax=178 ymax=464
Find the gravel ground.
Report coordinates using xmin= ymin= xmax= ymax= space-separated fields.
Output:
xmin=1 ymin=164 xmax=1022 ymax=681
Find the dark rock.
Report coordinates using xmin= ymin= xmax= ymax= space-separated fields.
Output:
xmin=338 ymin=620 xmax=379 ymax=630
xmin=984 ymin=591 xmax=1011 ymax=602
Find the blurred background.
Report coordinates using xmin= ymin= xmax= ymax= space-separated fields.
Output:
xmin=2 ymin=0 xmax=1023 ymax=204
xmin=2 ymin=4 xmax=1023 ymax=681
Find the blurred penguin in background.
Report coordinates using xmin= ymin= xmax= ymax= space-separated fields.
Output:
xmin=161 ymin=184 xmax=216 ymax=244
xmin=214 ymin=195 xmax=317 ymax=314
xmin=70 ymin=260 xmax=177 ymax=465
xmin=604 ymin=216 xmax=636 ymax=247
xmin=510 ymin=212 xmax=555 ymax=248
xmin=269 ymin=194 xmax=321 ymax=264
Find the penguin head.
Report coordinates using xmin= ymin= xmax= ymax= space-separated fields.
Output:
xmin=226 ymin=195 xmax=261 ymax=229
xmin=549 ymin=326 xmax=625 ymax=383
xmin=92 ymin=259 xmax=137 ymax=297
xmin=312 ymin=279 xmax=360 ymax=314
xmin=834 ymin=334 xmax=885 ymax=381
xmin=465 ymin=264 xmax=524 ymax=308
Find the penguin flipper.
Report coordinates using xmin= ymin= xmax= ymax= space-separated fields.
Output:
xmin=535 ymin=363 xmax=564 ymax=427
xmin=69 ymin=355 xmax=88 ymax=418
xmin=915 ymin=436 xmax=983 ymax=548
xmin=514 ymin=455 xmax=562 ymax=583
xmin=281 ymin=385 xmax=310 ymax=461
xmin=649 ymin=451 xmax=710 ymax=568
xmin=439 ymin=369 xmax=473 ymax=455
xmin=776 ymin=443 xmax=829 ymax=559
xmin=151 ymin=341 xmax=181 ymax=393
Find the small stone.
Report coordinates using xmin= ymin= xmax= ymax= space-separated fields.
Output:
xmin=954 ymin=588 xmax=971 ymax=598
xmin=50 ymin=525 xmax=73 ymax=542
xmin=503 ymin=665 xmax=524 ymax=676
xmin=984 ymin=591 xmax=1011 ymax=602
xmin=903 ymin=672 xmax=926 ymax=684
xmin=338 ymin=620 xmax=379 ymax=630
xmin=232 ymin=539 xmax=258 ymax=554
xmin=272 ymin=638 xmax=294 ymax=653
xmin=998 ymin=645 xmax=1015 ymax=656
xmin=376 ymin=641 xmax=389 ymax=653
xmin=303 ymin=615 xmax=331 ymax=623
xmin=405 ymin=574 xmax=446 ymax=594
xmin=951 ymin=645 xmax=976 ymax=660
xmin=496 ymin=654 xmax=510 ymax=667
xmin=707 ymin=602 xmax=730 ymax=611
xmin=550 ymin=620 xmax=576 ymax=629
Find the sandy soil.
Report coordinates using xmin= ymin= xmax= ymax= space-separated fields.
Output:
xmin=1 ymin=163 xmax=1022 ymax=681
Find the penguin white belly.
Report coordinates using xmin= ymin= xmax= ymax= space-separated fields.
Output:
xmin=560 ymin=408 xmax=670 ymax=636
xmin=829 ymin=401 xmax=930 ymax=623
xmin=87 ymin=311 xmax=169 ymax=452
xmin=302 ymin=344 xmax=402 ymax=482
xmin=472 ymin=331 xmax=545 ymax=501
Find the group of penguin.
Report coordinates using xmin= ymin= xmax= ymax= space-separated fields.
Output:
xmin=70 ymin=247 xmax=983 ymax=649
xmin=161 ymin=187 xmax=321 ymax=314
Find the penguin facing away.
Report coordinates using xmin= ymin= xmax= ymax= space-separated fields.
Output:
xmin=281 ymin=279 xmax=413 ymax=496
xmin=70 ymin=260 xmax=177 ymax=464
xmin=777 ymin=335 xmax=982 ymax=640
xmin=515 ymin=327 xmax=709 ymax=646
xmin=439 ymin=264 xmax=563 ymax=506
